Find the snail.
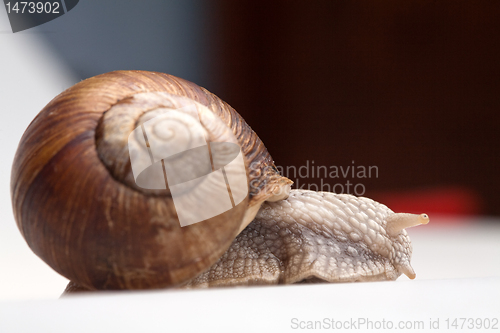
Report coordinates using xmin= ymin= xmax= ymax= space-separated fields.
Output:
xmin=10 ymin=70 xmax=429 ymax=294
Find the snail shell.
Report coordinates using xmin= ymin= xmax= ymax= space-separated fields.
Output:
xmin=11 ymin=71 xmax=292 ymax=290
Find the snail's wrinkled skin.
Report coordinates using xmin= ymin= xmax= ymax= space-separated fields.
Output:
xmin=183 ymin=190 xmax=427 ymax=288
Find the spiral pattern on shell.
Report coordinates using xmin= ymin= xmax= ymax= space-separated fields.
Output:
xmin=11 ymin=71 xmax=291 ymax=290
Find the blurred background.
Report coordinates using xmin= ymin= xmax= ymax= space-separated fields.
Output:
xmin=1 ymin=0 xmax=499 ymax=300
xmin=25 ymin=0 xmax=500 ymax=216
xmin=11 ymin=0 xmax=500 ymax=216
xmin=215 ymin=1 xmax=500 ymax=218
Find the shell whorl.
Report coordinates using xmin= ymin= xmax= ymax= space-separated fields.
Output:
xmin=11 ymin=70 xmax=291 ymax=290
xmin=96 ymin=92 xmax=241 ymax=194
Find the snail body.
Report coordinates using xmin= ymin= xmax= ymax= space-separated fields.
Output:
xmin=11 ymin=71 xmax=428 ymax=293
xmin=185 ymin=190 xmax=428 ymax=288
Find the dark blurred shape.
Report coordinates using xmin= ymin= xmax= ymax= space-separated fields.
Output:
xmin=64 ymin=0 xmax=79 ymax=12
xmin=212 ymin=0 xmax=500 ymax=216
xmin=4 ymin=0 xmax=71 ymax=33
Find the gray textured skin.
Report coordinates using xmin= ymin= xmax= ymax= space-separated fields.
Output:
xmin=183 ymin=189 xmax=418 ymax=288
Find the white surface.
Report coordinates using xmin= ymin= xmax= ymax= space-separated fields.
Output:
xmin=0 ymin=277 xmax=498 ymax=333
xmin=409 ymin=217 xmax=500 ymax=280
